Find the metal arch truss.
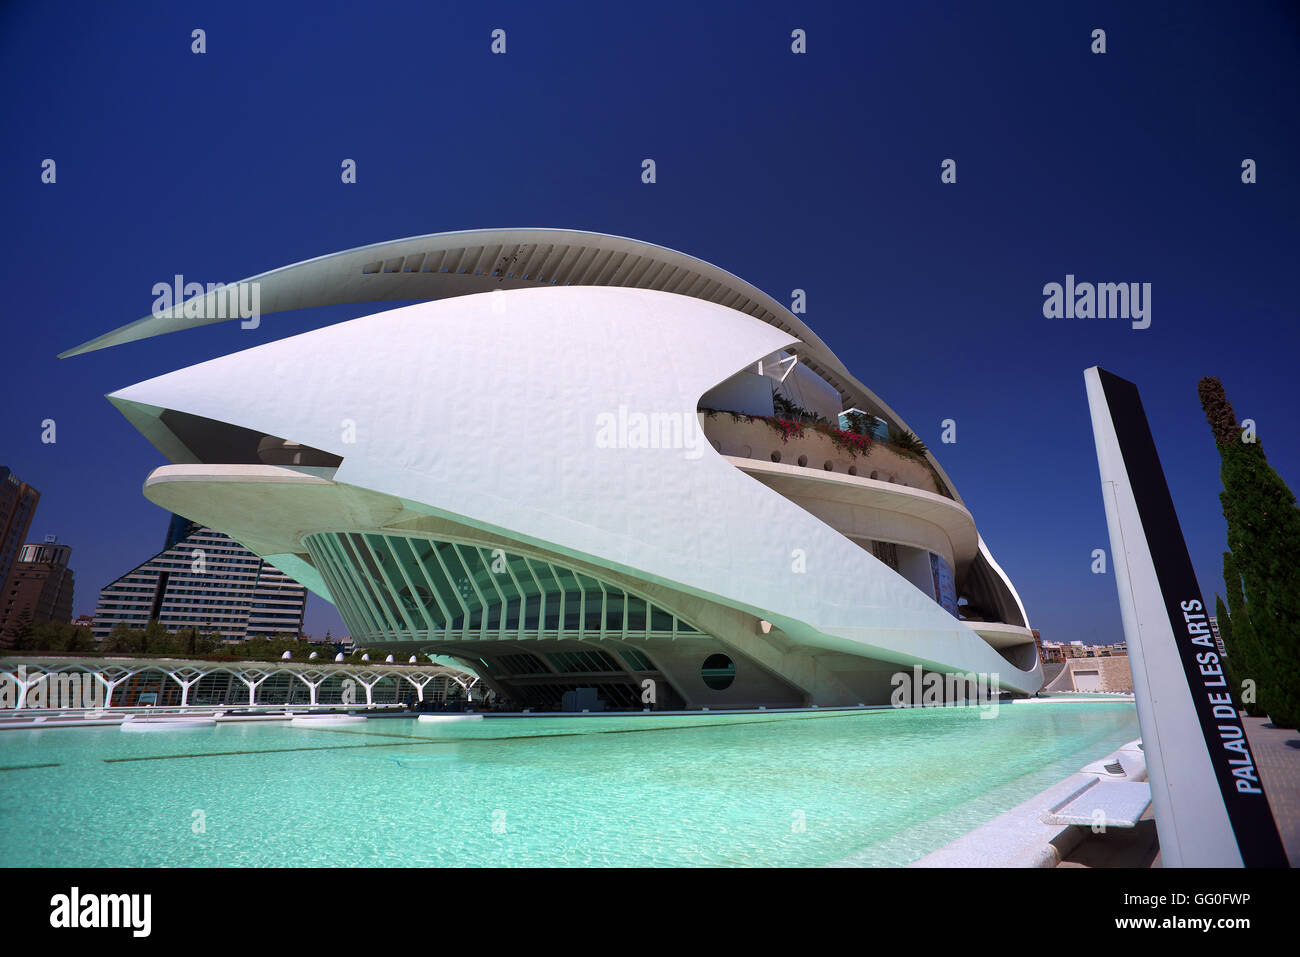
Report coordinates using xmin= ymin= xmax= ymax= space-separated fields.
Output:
xmin=0 ymin=657 xmax=480 ymax=712
xmin=758 ymin=352 xmax=799 ymax=383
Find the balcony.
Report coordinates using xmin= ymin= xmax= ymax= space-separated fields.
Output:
xmin=698 ymin=410 xmax=947 ymax=495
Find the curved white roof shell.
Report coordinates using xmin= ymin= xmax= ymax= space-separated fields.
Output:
xmin=61 ymin=227 xmax=963 ymax=501
xmin=75 ymin=227 xmax=1034 ymax=695
xmin=107 ymin=286 xmax=1041 ymax=695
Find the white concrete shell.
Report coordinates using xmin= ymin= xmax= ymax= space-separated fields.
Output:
xmin=64 ymin=228 xmax=1031 ymax=632
xmin=96 ymin=280 xmax=1042 ymax=708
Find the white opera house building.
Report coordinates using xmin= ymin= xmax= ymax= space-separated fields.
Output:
xmin=63 ymin=228 xmax=1043 ymax=710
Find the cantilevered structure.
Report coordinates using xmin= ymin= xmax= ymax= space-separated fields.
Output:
xmin=64 ymin=228 xmax=1041 ymax=710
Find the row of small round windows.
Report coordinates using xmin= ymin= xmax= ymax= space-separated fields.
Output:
xmin=709 ymin=440 xmax=909 ymax=484
xmin=768 ymin=450 xmax=908 ymax=484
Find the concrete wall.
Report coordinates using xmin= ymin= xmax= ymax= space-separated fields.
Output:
xmin=895 ymin=546 xmax=938 ymax=602
xmin=699 ymin=370 xmax=775 ymax=418
xmin=773 ymin=361 xmax=843 ymax=421
xmin=1043 ymin=655 xmax=1133 ymax=693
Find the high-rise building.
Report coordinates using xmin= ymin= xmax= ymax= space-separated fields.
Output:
xmin=0 ymin=466 xmax=40 ymax=593
xmin=93 ymin=517 xmax=307 ymax=641
xmin=0 ymin=537 xmax=75 ymax=640
xmin=163 ymin=512 xmax=193 ymax=551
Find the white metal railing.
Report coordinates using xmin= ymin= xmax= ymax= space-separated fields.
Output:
xmin=0 ymin=702 xmax=409 ymax=722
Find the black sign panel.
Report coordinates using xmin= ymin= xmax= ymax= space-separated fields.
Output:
xmin=1095 ymin=368 xmax=1288 ymax=867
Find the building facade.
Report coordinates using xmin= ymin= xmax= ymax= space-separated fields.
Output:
xmin=92 ymin=519 xmax=307 ymax=641
xmin=66 ymin=228 xmax=1043 ymax=709
xmin=1041 ymin=656 xmax=1134 ymax=694
xmin=0 ymin=466 xmax=40 ymax=593
xmin=1039 ymin=638 xmax=1127 ymax=660
xmin=0 ymin=538 xmax=75 ymax=640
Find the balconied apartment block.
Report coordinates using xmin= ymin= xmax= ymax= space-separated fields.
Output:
xmin=93 ymin=519 xmax=307 ymax=641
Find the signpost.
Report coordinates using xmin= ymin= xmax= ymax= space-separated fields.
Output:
xmin=1085 ymin=366 xmax=1288 ymax=867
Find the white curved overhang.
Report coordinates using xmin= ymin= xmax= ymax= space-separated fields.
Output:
xmin=60 ymin=226 xmax=967 ymax=507
xmin=140 ymin=462 xmax=1041 ymax=692
xmin=976 ymin=536 xmax=1031 ymax=630
xmin=724 ymin=456 xmax=979 ymax=571
xmin=969 ymin=621 xmax=1036 ymax=650
xmin=106 ymin=287 xmax=1040 ymax=693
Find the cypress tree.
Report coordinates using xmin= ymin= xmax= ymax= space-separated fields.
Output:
xmin=1214 ymin=594 xmax=1237 ymax=702
xmin=1220 ymin=558 xmax=1264 ymax=717
xmin=104 ymin=622 xmax=135 ymax=654
xmin=1198 ymin=376 xmax=1300 ymax=729
xmin=1215 ymin=594 xmax=1232 ymax=651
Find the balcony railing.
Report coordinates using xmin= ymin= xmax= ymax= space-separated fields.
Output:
xmin=698 ymin=409 xmax=949 ymax=497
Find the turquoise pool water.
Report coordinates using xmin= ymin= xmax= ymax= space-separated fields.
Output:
xmin=0 ymin=702 xmax=1137 ymax=867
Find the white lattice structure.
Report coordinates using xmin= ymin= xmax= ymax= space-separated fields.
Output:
xmin=0 ymin=656 xmax=479 ymax=714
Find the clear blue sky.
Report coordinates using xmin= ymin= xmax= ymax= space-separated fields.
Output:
xmin=2 ymin=1 xmax=1297 ymax=645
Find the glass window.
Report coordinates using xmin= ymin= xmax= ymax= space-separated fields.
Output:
xmin=605 ymin=591 xmax=625 ymax=631
xmin=701 ymin=654 xmax=736 ymax=690
xmin=650 ymin=606 xmax=673 ymax=632
xmin=626 ymin=597 xmax=647 ymax=632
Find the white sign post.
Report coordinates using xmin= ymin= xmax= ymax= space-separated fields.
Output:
xmin=1085 ymin=366 xmax=1287 ymax=867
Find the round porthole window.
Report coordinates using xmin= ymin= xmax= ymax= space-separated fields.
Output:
xmin=701 ymin=653 xmax=736 ymax=691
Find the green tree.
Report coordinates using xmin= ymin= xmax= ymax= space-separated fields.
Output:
xmin=142 ymin=620 xmax=171 ymax=655
xmin=890 ymin=428 xmax=929 ymax=457
xmin=24 ymin=621 xmax=87 ymax=654
xmin=199 ymin=632 xmax=225 ymax=656
xmin=103 ymin=622 xmax=139 ymax=654
xmin=175 ymin=627 xmax=198 ymax=657
xmin=1217 ymin=574 xmax=1263 ymax=717
xmin=1216 ymin=594 xmax=1232 ymax=650
xmin=1199 ymin=377 xmax=1300 ymax=729
xmin=240 ymin=636 xmax=272 ymax=660
xmin=7 ymin=612 xmax=36 ymax=651
xmin=62 ymin=625 xmax=94 ymax=655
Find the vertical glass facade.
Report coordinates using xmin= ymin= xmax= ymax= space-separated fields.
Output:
xmin=303 ymin=532 xmax=700 ymax=644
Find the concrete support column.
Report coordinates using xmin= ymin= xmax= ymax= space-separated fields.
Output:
xmin=237 ymin=674 xmax=270 ymax=706
xmin=15 ymin=669 xmax=47 ymax=710
xmin=401 ymin=673 xmax=434 ymax=702
xmin=0 ymin=670 xmax=26 ymax=710
xmin=353 ymin=674 xmax=383 ymax=707
xmin=95 ymin=674 xmax=129 ymax=708
xmin=295 ymin=673 xmax=325 ymax=706
xmin=168 ymin=671 xmax=203 ymax=708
